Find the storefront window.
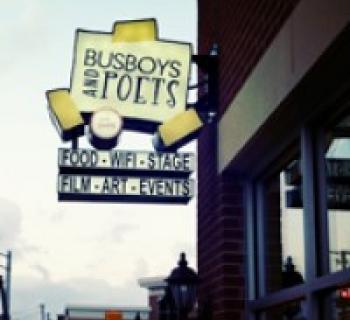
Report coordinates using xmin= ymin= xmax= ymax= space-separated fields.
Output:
xmin=250 ymin=108 xmax=350 ymax=319
xmin=264 ymin=158 xmax=305 ymax=293
xmin=324 ymin=114 xmax=350 ymax=273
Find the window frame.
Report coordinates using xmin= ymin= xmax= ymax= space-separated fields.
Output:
xmin=246 ymin=112 xmax=350 ymax=319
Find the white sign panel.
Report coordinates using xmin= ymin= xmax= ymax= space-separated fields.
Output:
xmin=58 ymin=148 xmax=195 ymax=175
xmin=58 ymin=175 xmax=194 ymax=203
xmin=70 ymin=31 xmax=191 ymax=123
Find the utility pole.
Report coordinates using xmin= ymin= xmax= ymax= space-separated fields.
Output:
xmin=0 ymin=276 xmax=9 ymax=320
xmin=40 ymin=304 xmax=45 ymax=320
xmin=6 ymin=251 xmax=11 ymax=318
xmin=0 ymin=251 xmax=11 ymax=320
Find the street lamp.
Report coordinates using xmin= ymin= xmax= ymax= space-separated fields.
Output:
xmin=165 ymin=253 xmax=198 ymax=320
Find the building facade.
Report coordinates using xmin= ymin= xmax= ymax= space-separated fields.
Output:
xmin=197 ymin=0 xmax=350 ymax=319
xmin=60 ymin=305 xmax=150 ymax=320
xmin=138 ymin=277 xmax=167 ymax=320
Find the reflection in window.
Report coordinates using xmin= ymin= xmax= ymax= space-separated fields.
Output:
xmin=321 ymin=285 xmax=350 ymax=320
xmin=264 ymin=158 xmax=305 ymax=293
xmin=261 ymin=299 xmax=306 ymax=320
xmin=325 ymin=114 xmax=350 ymax=273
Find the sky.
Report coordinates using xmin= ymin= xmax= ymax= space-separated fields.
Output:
xmin=0 ymin=1 xmax=197 ymax=319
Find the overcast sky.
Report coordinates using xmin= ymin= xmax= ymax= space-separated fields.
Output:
xmin=0 ymin=1 xmax=197 ymax=319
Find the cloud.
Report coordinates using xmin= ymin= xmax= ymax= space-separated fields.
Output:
xmin=49 ymin=208 xmax=67 ymax=224
xmin=0 ymin=198 xmax=22 ymax=249
xmin=131 ymin=258 xmax=149 ymax=280
xmin=12 ymin=275 xmax=147 ymax=320
xmin=31 ymin=264 xmax=51 ymax=281
xmin=109 ymin=223 xmax=139 ymax=243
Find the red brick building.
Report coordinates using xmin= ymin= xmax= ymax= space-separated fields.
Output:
xmin=197 ymin=0 xmax=350 ymax=319
xmin=138 ymin=277 xmax=167 ymax=320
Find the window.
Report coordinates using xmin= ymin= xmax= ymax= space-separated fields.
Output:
xmin=247 ymin=106 xmax=350 ymax=320
xmin=264 ymin=158 xmax=305 ymax=294
xmin=261 ymin=299 xmax=306 ymax=320
xmin=322 ymin=113 xmax=350 ymax=273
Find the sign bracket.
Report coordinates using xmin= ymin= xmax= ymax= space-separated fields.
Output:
xmin=189 ymin=53 xmax=218 ymax=123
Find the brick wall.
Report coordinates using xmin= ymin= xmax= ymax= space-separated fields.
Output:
xmin=149 ymin=295 xmax=160 ymax=320
xmin=197 ymin=123 xmax=245 ymax=320
xmin=197 ymin=1 xmax=299 ymax=319
xmin=198 ymin=0 xmax=299 ymax=115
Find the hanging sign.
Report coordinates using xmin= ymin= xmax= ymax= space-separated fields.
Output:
xmin=46 ymin=19 xmax=200 ymax=204
xmin=47 ymin=19 xmax=192 ymax=136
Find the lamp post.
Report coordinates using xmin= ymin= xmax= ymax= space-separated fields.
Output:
xmin=165 ymin=253 xmax=198 ymax=320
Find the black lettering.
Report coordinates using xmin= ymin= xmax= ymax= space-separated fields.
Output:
xmin=91 ymin=150 xmax=98 ymax=167
xmin=101 ymin=178 xmax=110 ymax=193
xmin=125 ymin=54 xmax=137 ymax=72
xmin=166 ymin=80 xmax=179 ymax=107
xmin=164 ymin=180 xmax=174 ymax=195
xmin=158 ymin=59 xmax=170 ymax=76
xmin=162 ymin=154 xmax=172 ymax=170
xmin=80 ymin=150 xmax=89 ymax=167
xmin=133 ymin=76 xmax=149 ymax=104
xmin=102 ymin=71 xmax=118 ymax=99
xmin=151 ymin=77 xmax=164 ymax=105
xmin=172 ymin=155 xmax=182 ymax=170
xmin=84 ymin=69 xmax=99 ymax=78
xmin=174 ymin=179 xmax=182 ymax=195
xmin=83 ymin=89 xmax=97 ymax=97
xmin=84 ymin=48 xmax=97 ymax=66
xmin=84 ymin=78 xmax=98 ymax=88
xmin=112 ymin=52 xmax=125 ymax=70
xmin=169 ymin=60 xmax=181 ymax=78
xmin=111 ymin=178 xmax=121 ymax=194
xmin=112 ymin=152 xmax=127 ymax=168
xmin=61 ymin=149 xmax=70 ymax=166
xmin=138 ymin=56 xmax=156 ymax=74
xmin=97 ymin=51 xmax=112 ymax=68
xmin=182 ymin=180 xmax=190 ymax=197
xmin=155 ymin=180 xmax=164 ymax=196
xmin=140 ymin=179 xmax=148 ymax=195
xmin=60 ymin=175 xmax=70 ymax=192
xmin=148 ymin=153 xmax=156 ymax=170
xmin=84 ymin=69 xmax=100 ymax=89
xmin=148 ymin=179 xmax=156 ymax=194
xmin=125 ymin=152 xmax=136 ymax=168
xmin=120 ymin=178 xmax=128 ymax=194
xmin=183 ymin=154 xmax=191 ymax=171
xmin=117 ymin=74 xmax=133 ymax=101
xmin=69 ymin=150 xmax=79 ymax=166
xmin=80 ymin=176 xmax=91 ymax=192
